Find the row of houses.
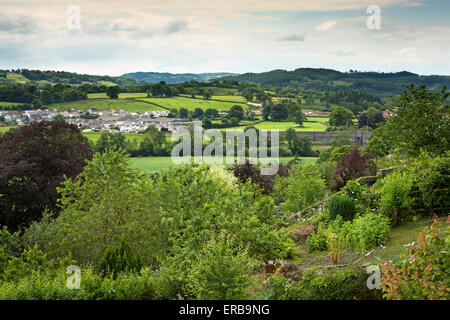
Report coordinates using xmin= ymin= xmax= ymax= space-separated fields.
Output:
xmin=0 ymin=109 xmax=190 ymax=134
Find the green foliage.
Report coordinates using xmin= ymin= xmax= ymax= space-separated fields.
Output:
xmin=380 ymin=217 xmax=449 ymax=300
xmin=376 ymin=85 xmax=449 ymax=157
xmin=97 ymin=237 xmax=143 ymax=278
xmin=379 ymin=170 xmax=413 ymax=226
xmin=347 ymin=212 xmax=391 ymax=251
xmin=329 ymin=106 xmax=354 ymax=127
xmin=328 ymin=194 xmax=356 ymax=221
xmin=342 ymin=180 xmax=363 ymax=202
xmin=296 ymin=266 xmax=382 ymax=300
xmin=306 ymin=223 xmax=329 ymax=252
xmin=274 ymin=164 xmax=326 ymax=213
xmin=186 ymin=235 xmax=254 ymax=300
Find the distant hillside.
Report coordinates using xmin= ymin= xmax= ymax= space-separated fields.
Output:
xmin=224 ymin=68 xmax=450 ymax=96
xmin=0 ymin=69 xmax=136 ymax=86
xmin=122 ymin=72 xmax=238 ymax=84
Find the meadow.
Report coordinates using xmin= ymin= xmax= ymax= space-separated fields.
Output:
xmin=219 ymin=120 xmax=328 ymax=131
xmin=47 ymin=98 xmax=164 ymax=112
xmin=129 ymin=156 xmax=318 ymax=172
xmin=137 ymin=96 xmax=244 ymax=111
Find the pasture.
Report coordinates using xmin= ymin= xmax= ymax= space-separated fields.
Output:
xmin=219 ymin=120 xmax=328 ymax=132
xmin=137 ymin=96 xmax=244 ymax=111
xmin=129 ymin=156 xmax=318 ymax=173
xmin=47 ymin=98 xmax=164 ymax=112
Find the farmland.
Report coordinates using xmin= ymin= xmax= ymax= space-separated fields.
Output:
xmin=47 ymin=98 xmax=164 ymax=112
xmin=129 ymin=156 xmax=318 ymax=173
xmin=137 ymin=96 xmax=244 ymax=110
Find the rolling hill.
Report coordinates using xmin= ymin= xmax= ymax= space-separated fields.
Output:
xmin=121 ymin=72 xmax=238 ymax=84
xmin=224 ymin=68 xmax=450 ymax=96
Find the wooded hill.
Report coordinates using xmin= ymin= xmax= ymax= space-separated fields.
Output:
xmin=224 ymin=68 xmax=450 ymax=96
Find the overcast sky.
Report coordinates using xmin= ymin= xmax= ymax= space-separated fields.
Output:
xmin=1 ymin=0 xmax=449 ymax=76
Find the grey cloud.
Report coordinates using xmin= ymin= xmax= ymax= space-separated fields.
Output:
xmin=0 ymin=13 xmax=39 ymax=34
xmin=83 ymin=18 xmax=188 ymax=39
xmin=277 ymin=34 xmax=305 ymax=42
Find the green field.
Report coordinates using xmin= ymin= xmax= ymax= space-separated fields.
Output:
xmin=6 ymin=73 xmax=28 ymax=83
xmin=137 ymin=96 xmax=245 ymax=111
xmin=219 ymin=120 xmax=328 ymax=132
xmin=87 ymin=92 xmax=148 ymax=99
xmin=47 ymin=98 xmax=164 ymax=112
xmin=82 ymin=132 xmax=148 ymax=144
xmin=129 ymin=156 xmax=318 ymax=173
xmin=0 ymin=102 xmax=24 ymax=107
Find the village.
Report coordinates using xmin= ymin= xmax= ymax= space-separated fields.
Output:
xmin=0 ymin=108 xmax=195 ymax=134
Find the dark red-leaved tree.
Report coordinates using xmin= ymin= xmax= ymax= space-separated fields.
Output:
xmin=0 ymin=121 xmax=93 ymax=231
xmin=332 ymin=146 xmax=376 ymax=191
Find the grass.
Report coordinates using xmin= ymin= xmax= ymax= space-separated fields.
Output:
xmin=0 ymin=126 xmax=18 ymax=134
xmin=87 ymin=92 xmax=148 ymax=99
xmin=47 ymin=98 xmax=164 ymax=112
xmin=6 ymin=73 xmax=28 ymax=83
xmin=137 ymin=96 xmax=244 ymax=111
xmin=0 ymin=102 xmax=24 ymax=107
xmin=130 ymin=156 xmax=318 ymax=173
xmin=83 ymin=132 xmax=147 ymax=144
xmin=361 ymin=217 xmax=445 ymax=265
xmin=219 ymin=120 xmax=328 ymax=132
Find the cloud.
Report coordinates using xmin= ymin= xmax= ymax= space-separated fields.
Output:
xmin=327 ymin=50 xmax=355 ymax=56
xmin=0 ymin=13 xmax=39 ymax=34
xmin=277 ymin=34 xmax=305 ymax=41
xmin=395 ymin=47 xmax=418 ymax=57
xmin=316 ymin=20 xmax=337 ymax=31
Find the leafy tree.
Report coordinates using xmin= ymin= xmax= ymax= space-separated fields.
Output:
xmin=228 ymin=105 xmax=244 ymax=121
xmin=193 ymin=108 xmax=204 ymax=118
xmin=0 ymin=121 xmax=92 ymax=231
xmin=332 ymin=147 xmax=376 ymax=190
xmin=94 ymin=133 xmax=128 ymax=154
xmin=204 ymin=108 xmax=218 ymax=119
xmin=106 ymin=85 xmax=120 ymax=99
xmin=376 ymin=85 xmax=449 ymax=156
xmin=357 ymin=107 xmax=385 ymax=129
xmin=329 ymin=106 xmax=354 ymax=127
xmin=203 ymin=90 xmax=212 ymax=100
xmin=51 ymin=114 xmax=66 ymax=122
xmin=178 ymin=108 xmax=189 ymax=118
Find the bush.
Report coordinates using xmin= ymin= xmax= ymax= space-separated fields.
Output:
xmin=342 ymin=180 xmax=363 ymax=202
xmin=332 ymin=147 xmax=376 ymax=191
xmin=296 ymin=266 xmax=382 ymax=300
xmin=347 ymin=212 xmax=391 ymax=251
xmin=380 ymin=216 xmax=449 ymax=300
xmin=97 ymin=237 xmax=143 ymax=278
xmin=275 ymin=164 xmax=326 ymax=213
xmin=379 ymin=170 xmax=413 ymax=226
xmin=306 ymin=223 xmax=328 ymax=252
xmin=186 ymin=236 xmax=254 ymax=300
xmin=328 ymin=194 xmax=356 ymax=221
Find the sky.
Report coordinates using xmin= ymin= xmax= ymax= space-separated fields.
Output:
xmin=0 ymin=0 xmax=449 ymax=76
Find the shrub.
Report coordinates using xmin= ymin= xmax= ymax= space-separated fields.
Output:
xmin=97 ymin=237 xmax=143 ymax=278
xmin=296 ymin=266 xmax=382 ymax=300
xmin=306 ymin=223 xmax=329 ymax=252
xmin=275 ymin=164 xmax=326 ymax=213
xmin=380 ymin=216 xmax=449 ymax=300
xmin=332 ymin=147 xmax=376 ymax=191
xmin=186 ymin=236 xmax=254 ymax=300
xmin=347 ymin=212 xmax=391 ymax=251
xmin=379 ymin=170 xmax=413 ymax=226
xmin=261 ymin=275 xmax=297 ymax=300
xmin=342 ymin=180 xmax=363 ymax=202
xmin=328 ymin=194 xmax=356 ymax=221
